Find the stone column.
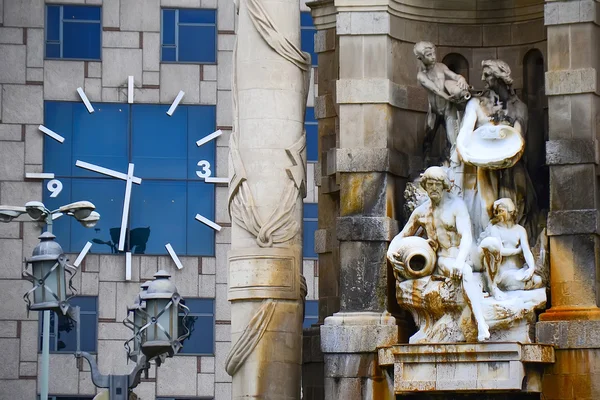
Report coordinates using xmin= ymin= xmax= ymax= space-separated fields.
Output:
xmin=537 ymin=1 xmax=600 ymax=398
xmin=226 ymin=0 xmax=310 ymax=397
xmin=317 ymin=4 xmax=404 ymax=399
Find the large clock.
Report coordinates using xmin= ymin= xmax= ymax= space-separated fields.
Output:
xmin=40 ymin=81 xmax=224 ymax=279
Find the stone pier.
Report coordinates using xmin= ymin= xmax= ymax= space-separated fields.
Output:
xmin=536 ymin=1 xmax=600 ymax=399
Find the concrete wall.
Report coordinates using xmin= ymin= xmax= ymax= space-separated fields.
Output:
xmin=0 ymin=0 xmax=319 ymax=399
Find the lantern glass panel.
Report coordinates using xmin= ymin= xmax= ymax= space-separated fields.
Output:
xmin=133 ymin=307 xmax=146 ymax=352
xmin=146 ymin=299 xmax=173 ymax=342
xmin=32 ymin=259 xmax=66 ymax=305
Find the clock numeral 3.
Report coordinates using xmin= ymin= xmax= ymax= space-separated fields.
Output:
xmin=47 ymin=179 xmax=63 ymax=198
xmin=196 ymin=160 xmax=212 ymax=179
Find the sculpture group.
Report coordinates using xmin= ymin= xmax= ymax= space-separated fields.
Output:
xmin=388 ymin=42 xmax=547 ymax=343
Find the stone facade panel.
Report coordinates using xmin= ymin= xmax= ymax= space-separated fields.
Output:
xmin=2 ymin=85 xmax=43 ymax=124
xmin=102 ymin=48 xmax=143 ymax=88
xmin=0 ymin=141 xmax=24 ymax=181
xmin=120 ymin=0 xmax=160 ymax=32
xmin=0 ymin=45 xmax=26 ymax=84
xmin=160 ymin=64 xmax=200 ymax=104
xmin=3 ymin=0 xmax=43 ymax=27
xmin=26 ymin=28 xmax=43 ymax=68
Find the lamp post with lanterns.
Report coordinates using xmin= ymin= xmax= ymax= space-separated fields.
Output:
xmin=76 ymin=270 xmax=190 ymax=400
xmin=0 ymin=200 xmax=99 ymax=400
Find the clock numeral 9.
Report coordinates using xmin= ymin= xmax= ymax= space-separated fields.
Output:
xmin=47 ymin=179 xmax=63 ymax=198
xmin=196 ymin=160 xmax=212 ymax=179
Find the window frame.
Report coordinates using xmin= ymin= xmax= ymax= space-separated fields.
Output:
xmin=300 ymin=11 xmax=317 ymax=67
xmin=177 ymin=297 xmax=216 ymax=356
xmin=160 ymin=8 xmax=218 ymax=65
xmin=44 ymin=4 xmax=102 ymax=61
xmin=38 ymin=296 xmax=99 ymax=355
xmin=305 ymin=106 xmax=318 ymax=163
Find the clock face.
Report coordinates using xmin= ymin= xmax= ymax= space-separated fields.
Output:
xmin=41 ymin=87 xmax=223 ymax=265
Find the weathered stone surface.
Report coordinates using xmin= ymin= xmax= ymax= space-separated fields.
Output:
xmin=102 ymin=48 xmax=142 ymax=88
xmin=216 ymin=90 xmax=232 ymax=126
xmin=3 ymin=0 xmax=43 ymax=27
xmin=26 ymin=67 xmax=43 ymax=82
xmin=120 ymin=0 xmax=160 ymax=31
xmin=546 ymin=139 xmax=597 ymax=165
xmin=103 ymin=31 xmax=139 ymax=48
xmin=202 ymin=257 xmax=216 ymax=275
xmin=200 ymin=81 xmax=217 ymax=104
xmin=98 ymin=281 xmax=117 ymax=320
xmin=0 ymin=124 xmax=21 ymax=141
xmin=198 ymin=373 xmax=215 ymax=397
xmin=537 ymin=320 xmax=600 ymax=349
xmin=0 ymin=141 xmax=24 ymax=180
xmin=157 ymin=355 xmax=198 ymax=396
xmin=98 ymin=322 xmax=130 ymax=340
xmin=199 ymin=273 xmax=216 ymax=297
xmin=0 ymin=239 xmax=23 ymax=279
xmin=381 ymin=343 xmax=554 ymax=394
xmin=0 ymin=339 xmax=19 ymax=379
xmin=547 ymin=209 xmax=599 ymax=236
xmin=321 ymin=312 xmax=397 ymax=353
xmin=26 ymin=28 xmax=43 ymax=68
xmin=160 ymin=64 xmax=200 ymax=104
xmin=19 ymin=361 xmax=37 ymax=376
xmin=41 ymin=354 xmax=79 ymax=395
xmin=0 ymin=45 xmax=26 ymax=83
xmin=337 ymin=216 xmax=398 ymax=241
xmin=0 ymin=280 xmax=33 ymax=320
xmin=204 ymin=65 xmax=217 ymax=81
xmin=97 ymin=339 xmax=131 ymax=375
xmin=0 ymin=321 xmax=17 ymax=337
xmin=2 ymin=85 xmax=43 ymax=123
xmin=143 ymin=71 xmax=159 ymax=86
xmin=81 ymin=271 xmax=99 ymax=295
xmin=0 ymin=379 xmax=36 ymax=400
xmin=0 ymin=28 xmax=23 ymax=44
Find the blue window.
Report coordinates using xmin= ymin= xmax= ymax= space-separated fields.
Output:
xmin=303 ymin=300 xmax=319 ymax=328
xmin=303 ymin=203 xmax=318 ymax=259
xmin=43 ymin=102 xmax=217 ymax=256
xmin=39 ymin=297 xmax=98 ymax=353
xmin=301 ymin=12 xmax=317 ymax=66
xmin=162 ymin=8 xmax=217 ymax=63
xmin=46 ymin=5 xmax=101 ymax=60
xmin=42 ymin=397 xmax=95 ymax=400
xmin=305 ymin=107 xmax=318 ymax=163
xmin=178 ymin=298 xmax=215 ymax=355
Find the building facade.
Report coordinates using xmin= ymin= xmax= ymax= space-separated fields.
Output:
xmin=0 ymin=0 xmax=318 ymax=399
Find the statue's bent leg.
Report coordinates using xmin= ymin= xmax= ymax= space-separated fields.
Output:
xmin=462 ymin=265 xmax=491 ymax=341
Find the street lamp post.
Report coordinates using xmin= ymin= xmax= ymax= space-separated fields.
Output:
xmin=0 ymin=200 xmax=100 ymax=400
xmin=76 ymin=270 xmax=190 ymax=400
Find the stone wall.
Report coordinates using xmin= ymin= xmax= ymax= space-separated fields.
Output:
xmin=0 ymin=0 xmax=319 ymax=399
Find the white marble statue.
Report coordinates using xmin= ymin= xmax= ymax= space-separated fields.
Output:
xmin=414 ymin=42 xmax=470 ymax=169
xmin=478 ymin=198 xmax=544 ymax=301
xmin=388 ymin=167 xmax=490 ymax=341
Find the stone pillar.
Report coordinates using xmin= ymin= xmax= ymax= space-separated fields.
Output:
xmin=226 ymin=0 xmax=310 ymax=397
xmin=537 ymin=1 xmax=600 ymax=399
xmin=316 ymin=3 xmax=404 ymax=399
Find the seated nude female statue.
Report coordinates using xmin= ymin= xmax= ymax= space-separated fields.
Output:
xmin=478 ymin=198 xmax=544 ymax=301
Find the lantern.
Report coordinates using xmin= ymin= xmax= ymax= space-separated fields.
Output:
xmin=22 ymin=232 xmax=76 ymax=315
xmin=124 ymin=280 xmax=152 ymax=362
xmin=137 ymin=270 xmax=189 ymax=360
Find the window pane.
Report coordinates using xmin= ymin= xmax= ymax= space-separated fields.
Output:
xmin=63 ymin=21 xmax=101 ymax=60
xmin=187 ymin=181 xmax=215 ymax=256
xmin=179 ymin=9 xmax=216 ymax=24
xmin=44 ymin=102 xmax=74 ymax=177
xmin=70 ymin=179 xmax=125 ymax=254
xmin=162 ymin=46 xmax=176 ymax=62
xmin=129 ymin=181 xmax=188 ymax=255
xmin=162 ymin=9 xmax=176 ymax=45
xmin=40 ymin=297 xmax=97 ymax=354
xmin=63 ymin=6 xmax=101 ymax=21
xmin=303 ymin=300 xmax=318 ymax=328
xmin=46 ymin=43 xmax=60 ymax=58
xmin=179 ymin=299 xmax=214 ymax=354
xmin=178 ymin=25 xmax=216 ymax=63
xmin=300 ymin=12 xmax=314 ymax=27
xmin=132 ymin=104 xmax=188 ymax=179
xmin=72 ymin=103 xmax=129 ymax=177
xmin=301 ymin=28 xmax=316 ymax=66
xmin=46 ymin=6 xmax=60 ymax=41
xmin=306 ymin=124 xmax=318 ymax=163
xmin=303 ymin=203 xmax=318 ymax=258
xmin=187 ymin=105 xmax=216 ymax=180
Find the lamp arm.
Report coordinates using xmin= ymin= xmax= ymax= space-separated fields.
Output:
xmin=75 ymin=351 xmax=110 ymax=388
xmin=128 ymin=355 xmax=149 ymax=389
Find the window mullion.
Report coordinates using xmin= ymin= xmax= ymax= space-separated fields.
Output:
xmin=59 ymin=6 xmax=64 ymax=58
xmin=175 ymin=9 xmax=180 ymax=62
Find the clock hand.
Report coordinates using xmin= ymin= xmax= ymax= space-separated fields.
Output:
xmin=75 ymin=160 xmax=142 ymax=184
xmin=39 ymin=125 xmax=65 ymax=143
xmin=75 ymin=160 xmax=142 ymax=252
xmin=76 ymin=87 xmax=94 ymax=113
xmin=73 ymin=241 xmax=93 ymax=268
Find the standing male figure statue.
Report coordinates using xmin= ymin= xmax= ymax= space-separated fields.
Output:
xmin=388 ymin=167 xmax=490 ymax=341
xmin=414 ymin=41 xmax=470 ymax=171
